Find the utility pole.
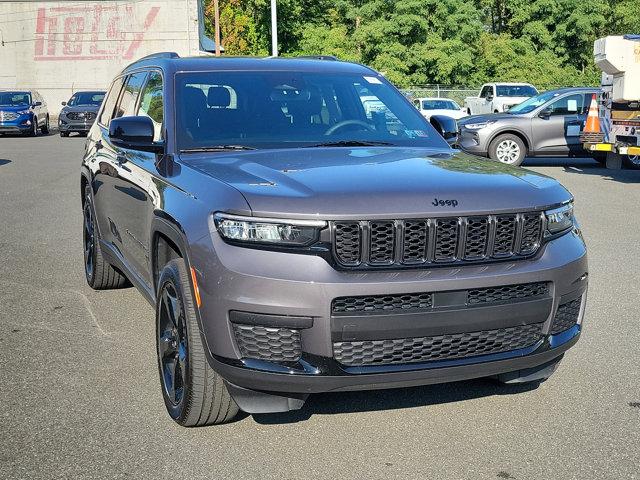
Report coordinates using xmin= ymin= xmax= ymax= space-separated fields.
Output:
xmin=214 ymin=0 xmax=221 ymax=56
xmin=271 ymin=0 xmax=278 ymax=56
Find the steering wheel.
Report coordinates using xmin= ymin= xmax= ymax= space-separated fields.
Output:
xmin=324 ymin=120 xmax=375 ymax=136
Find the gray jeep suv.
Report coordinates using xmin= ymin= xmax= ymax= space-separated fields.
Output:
xmin=81 ymin=53 xmax=588 ymax=426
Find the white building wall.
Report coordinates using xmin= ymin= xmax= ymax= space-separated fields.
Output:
xmin=0 ymin=0 xmax=204 ymax=115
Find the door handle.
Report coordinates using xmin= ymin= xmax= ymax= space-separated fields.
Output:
xmin=95 ymin=140 xmax=103 ymax=151
xmin=116 ymin=154 xmax=127 ymax=165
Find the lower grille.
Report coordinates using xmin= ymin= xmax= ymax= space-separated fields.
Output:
xmin=467 ymin=282 xmax=549 ymax=305
xmin=550 ymin=298 xmax=582 ymax=334
xmin=334 ymin=323 xmax=544 ymax=366
xmin=233 ymin=324 xmax=302 ymax=362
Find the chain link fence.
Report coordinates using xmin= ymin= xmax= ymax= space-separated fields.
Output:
xmin=401 ymin=86 xmax=479 ymax=107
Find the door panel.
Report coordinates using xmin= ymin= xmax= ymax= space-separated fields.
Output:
xmin=531 ymin=93 xmax=586 ymax=155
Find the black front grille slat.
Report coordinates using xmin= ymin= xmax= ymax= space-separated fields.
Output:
xmin=333 ymin=212 xmax=543 ymax=269
xmin=369 ymin=221 xmax=395 ymax=264
xmin=334 ymin=323 xmax=544 ymax=366
xmin=67 ymin=111 xmax=97 ymax=121
xmin=492 ymin=215 xmax=517 ymax=256
xmin=334 ymin=222 xmax=361 ymax=265
xmin=434 ymin=219 xmax=459 ymax=261
xmin=467 ymin=282 xmax=549 ymax=305
xmin=332 ymin=292 xmax=433 ymax=314
xmin=520 ymin=213 xmax=543 ymax=254
xmin=402 ymin=220 xmax=428 ymax=263
xmin=550 ymin=298 xmax=582 ymax=334
xmin=464 ymin=217 xmax=489 ymax=259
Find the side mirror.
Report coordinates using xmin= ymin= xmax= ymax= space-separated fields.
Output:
xmin=33 ymin=101 xmax=42 ymax=107
xmin=109 ymin=116 xmax=163 ymax=153
xmin=539 ymin=107 xmax=552 ymax=118
xmin=61 ymin=101 xmax=67 ymax=106
xmin=486 ymin=95 xmax=494 ymax=102
xmin=430 ymin=115 xmax=459 ymax=147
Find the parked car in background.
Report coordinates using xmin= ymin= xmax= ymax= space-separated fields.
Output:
xmin=458 ymin=87 xmax=600 ymax=166
xmin=413 ymin=97 xmax=467 ymax=120
xmin=81 ymin=54 xmax=587 ymax=427
xmin=464 ymin=83 xmax=538 ymax=115
xmin=0 ymin=90 xmax=49 ymax=136
xmin=59 ymin=91 xmax=106 ymax=137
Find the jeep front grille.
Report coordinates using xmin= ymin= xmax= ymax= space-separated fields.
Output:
xmin=333 ymin=323 xmax=545 ymax=366
xmin=332 ymin=212 xmax=544 ymax=268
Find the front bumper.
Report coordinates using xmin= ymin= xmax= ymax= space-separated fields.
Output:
xmin=0 ymin=115 xmax=32 ymax=133
xmin=192 ymin=228 xmax=588 ymax=395
xmin=458 ymin=127 xmax=494 ymax=156
xmin=58 ymin=119 xmax=93 ymax=132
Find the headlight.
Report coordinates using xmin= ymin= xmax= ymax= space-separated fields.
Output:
xmin=463 ymin=121 xmax=493 ymax=130
xmin=214 ymin=213 xmax=325 ymax=246
xmin=545 ymin=203 xmax=574 ymax=234
xmin=16 ymin=110 xmax=30 ymax=115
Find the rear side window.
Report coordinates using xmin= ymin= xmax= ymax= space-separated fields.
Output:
xmin=137 ymin=71 xmax=164 ymax=140
xmin=99 ymin=77 xmax=125 ymax=126
xmin=113 ymin=72 xmax=148 ymax=120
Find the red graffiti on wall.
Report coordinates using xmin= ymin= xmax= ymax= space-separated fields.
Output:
xmin=34 ymin=4 xmax=160 ymax=61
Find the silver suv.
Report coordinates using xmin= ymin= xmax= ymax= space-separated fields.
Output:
xmin=459 ymin=87 xmax=599 ymax=165
xmin=81 ymin=54 xmax=588 ymax=426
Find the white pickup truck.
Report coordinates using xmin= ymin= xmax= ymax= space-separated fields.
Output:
xmin=464 ymin=83 xmax=538 ymax=115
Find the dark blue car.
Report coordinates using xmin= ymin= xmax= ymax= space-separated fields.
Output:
xmin=0 ymin=90 xmax=50 ymax=136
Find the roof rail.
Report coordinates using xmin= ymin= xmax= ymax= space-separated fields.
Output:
xmin=296 ymin=55 xmax=339 ymax=61
xmin=136 ymin=52 xmax=180 ymax=61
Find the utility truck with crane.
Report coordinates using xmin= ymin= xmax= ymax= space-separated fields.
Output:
xmin=582 ymin=35 xmax=640 ymax=169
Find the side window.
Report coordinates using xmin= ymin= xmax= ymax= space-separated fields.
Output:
xmin=113 ymin=72 xmax=147 ymax=120
xmin=548 ymin=94 xmax=584 ymax=116
xmin=138 ymin=71 xmax=164 ymax=141
xmin=99 ymin=77 xmax=125 ymax=126
xmin=480 ymin=86 xmax=493 ymax=98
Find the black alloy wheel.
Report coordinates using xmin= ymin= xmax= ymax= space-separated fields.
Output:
xmin=157 ymin=282 xmax=188 ymax=408
xmin=83 ymin=199 xmax=95 ymax=280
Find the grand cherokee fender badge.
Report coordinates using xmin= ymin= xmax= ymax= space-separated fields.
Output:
xmin=432 ymin=198 xmax=459 ymax=207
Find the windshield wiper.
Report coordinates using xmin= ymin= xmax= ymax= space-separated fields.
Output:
xmin=180 ymin=145 xmax=257 ymax=153
xmin=304 ymin=140 xmax=394 ymax=148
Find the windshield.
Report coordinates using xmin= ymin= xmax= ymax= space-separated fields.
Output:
xmin=68 ymin=92 xmax=105 ymax=106
xmin=507 ymin=90 xmax=560 ymax=114
xmin=175 ymin=71 xmax=448 ymax=151
xmin=496 ymin=85 xmax=538 ymax=97
xmin=0 ymin=92 xmax=31 ymax=106
xmin=421 ymin=99 xmax=459 ymax=110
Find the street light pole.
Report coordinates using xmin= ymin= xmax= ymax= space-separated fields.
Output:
xmin=270 ymin=0 xmax=278 ymax=57
xmin=214 ymin=0 xmax=221 ymax=56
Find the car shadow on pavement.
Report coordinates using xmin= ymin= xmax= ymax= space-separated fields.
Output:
xmin=524 ymin=157 xmax=640 ymax=184
xmin=250 ymin=378 xmax=540 ymax=425
xmin=0 ymin=159 xmax=11 ymax=166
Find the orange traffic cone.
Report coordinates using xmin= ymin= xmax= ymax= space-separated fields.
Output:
xmin=584 ymin=94 xmax=600 ymax=134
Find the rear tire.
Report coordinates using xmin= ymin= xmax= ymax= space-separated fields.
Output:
xmin=156 ymin=259 xmax=239 ymax=426
xmin=41 ymin=115 xmax=50 ymax=134
xmin=591 ymin=152 xmax=606 ymax=165
xmin=623 ymin=154 xmax=640 ymax=170
xmin=489 ymin=133 xmax=526 ymax=166
xmin=83 ymin=185 xmax=129 ymax=290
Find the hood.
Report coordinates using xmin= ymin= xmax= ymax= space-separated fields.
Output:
xmin=423 ymin=110 xmax=467 ymax=120
xmin=62 ymin=104 xmax=100 ymax=113
xmin=182 ymin=147 xmax=570 ymax=219
xmin=0 ymin=104 xmax=30 ymax=112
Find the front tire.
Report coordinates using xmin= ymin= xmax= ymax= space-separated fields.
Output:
xmin=60 ymin=131 xmax=69 ymax=137
xmin=156 ymin=259 xmax=239 ymax=426
xmin=489 ymin=133 xmax=526 ymax=166
xmin=30 ymin=117 xmax=38 ymax=137
xmin=83 ymin=185 xmax=129 ymax=289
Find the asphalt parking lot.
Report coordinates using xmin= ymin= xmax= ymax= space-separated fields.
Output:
xmin=1 ymin=133 xmax=639 ymax=480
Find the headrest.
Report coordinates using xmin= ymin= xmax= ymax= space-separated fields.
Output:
xmin=208 ymin=86 xmax=231 ymax=107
